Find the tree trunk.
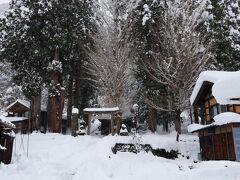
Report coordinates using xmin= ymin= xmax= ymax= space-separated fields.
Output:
xmin=72 ymin=59 xmax=81 ymax=108
xmin=50 ymin=96 xmax=58 ymax=133
xmin=116 ymin=115 xmax=122 ymax=134
xmin=49 ymin=47 xmax=64 ymax=133
xmin=67 ymin=73 xmax=73 ymax=129
xmin=49 ymin=85 xmax=64 ymax=133
xmin=73 ymin=76 xmax=81 ymax=114
xmin=148 ymin=106 xmax=157 ymax=132
xmin=30 ymin=94 xmax=41 ymax=132
xmin=175 ymin=109 xmax=181 ymax=135
xmin=162 ymin=119 xmax=169 ymax=132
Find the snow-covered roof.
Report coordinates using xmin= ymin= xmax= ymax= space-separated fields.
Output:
xmin=5 ymin=116 xmax=28 ymax=123
xmin=212 ymin=72 xmax=240 ymax=105
xmin=190 ymin=71 xmax=240 ymax=105
xmin=0 ymin=115 xmax=16 ymax=129
xmin=213 ymin=112 xmax=240 ymax=125
xmin=6 ymin=99 xmax=30 ymax=110
xmin=5 ymin=99 xmax=47 ymax=112
xmin=188 ymin=112 xmax=240 ymax=133
xmin=83 ymin=107 xmax=119 ymax=113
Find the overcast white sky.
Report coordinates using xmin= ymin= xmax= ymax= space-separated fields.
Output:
xmin=0 ymin=0 xmax=9 ymax=4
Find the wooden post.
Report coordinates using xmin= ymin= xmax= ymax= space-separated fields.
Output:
xmin=189 ymin=107 xmax=193 ymax=124
xmin=111 ymin=113 xmax=114 ymax=135
xmin=225 ymin=131 xmax=230 ymax=160
xmin=193 ymin=106 xmax=199 ymax=124
xmin=116 ymin=114 xmax=122 ymax=134
xmin=87 ymin=114 xmax=91 ymax=135
xmin=212 ymin=134 xmax=215 ymax=160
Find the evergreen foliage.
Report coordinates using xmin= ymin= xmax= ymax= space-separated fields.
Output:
xmin=207 ymin=0 xmax=240 ymax=70
xmin=127 ymin=0 xmax=167 ymax=124
xmin=0 ymin=0 xmax=96 ymax=100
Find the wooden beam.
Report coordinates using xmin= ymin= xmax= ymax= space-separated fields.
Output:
xmin=111 ymin=113 xmax=114 ymax=135
xmin=90 ymin=115 xmax=111 ymax=120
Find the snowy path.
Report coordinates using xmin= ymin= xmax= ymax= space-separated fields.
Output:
xmin=0 ymin=133 xmax=240 ymax=180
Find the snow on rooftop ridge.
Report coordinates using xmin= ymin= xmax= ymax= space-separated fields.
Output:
xmin=0 ymin=115 xmax=16 ymax=129
xmin=190 ymin=71 xmax=240 ymax=105
xmin=188 ymin=112 xmax=240 ymax=133
xmin=17 ymin=99 xmax=30 ymax=108
xmin=83 ymin=107 xmax=119 ymax=112
xmin=6 ymin=99 xmax=30 ymax=110
xmin=212 ymin=72 xmax=240 ymax=105
xmin=5 ymin=99 xmax=47 ymax=112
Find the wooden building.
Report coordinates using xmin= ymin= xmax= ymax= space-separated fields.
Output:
xmin=189 ymin=71 xmax=240 ymax=161
xmin=0 ymin=116 xmax=15 ymax=164
xmin=4 ymin=99 xmax=47 ymax=133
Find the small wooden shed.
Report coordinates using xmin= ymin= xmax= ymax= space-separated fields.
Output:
xmin=5 ymin=99 xmax=47 ymax=133
xmin=0 ymin=116 xmax=15 ymax=164
xmin=83 ymin=107 xmax=120 ymax=135
xmin=189 ymin=71 xmax=240 ymax=161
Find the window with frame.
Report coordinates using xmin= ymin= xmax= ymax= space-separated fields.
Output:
xmin=210 ymin=105 xmax=218 ymax=118
xmin=219 ymin=105 xmax=227 ymax=113
xmin=210 ymin=104 xmax=228 ymax=120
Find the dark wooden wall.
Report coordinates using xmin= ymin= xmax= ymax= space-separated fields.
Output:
xmin=199 ymin=124 xmax=237 ymax=161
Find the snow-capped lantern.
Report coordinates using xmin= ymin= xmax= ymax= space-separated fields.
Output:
xmin=120 ymin=124 xmax=128 ymax=136
xmin=77 ymin=119 xmax=86 ymax=136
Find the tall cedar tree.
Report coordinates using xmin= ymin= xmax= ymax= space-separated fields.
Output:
xmin=207 ymin=0 xmax=240 ymax=70
xmin=0 ymin=0 xmax=96 ymax=131
xmin=127 ymin=0 xmax=166 ymax=132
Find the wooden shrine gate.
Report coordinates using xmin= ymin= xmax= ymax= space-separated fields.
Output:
xmin=83 ymin=107 xmax=120 ymax=135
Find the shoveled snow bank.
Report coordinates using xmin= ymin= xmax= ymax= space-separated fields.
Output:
xmin=1 ymin=133 xmax=240 ymax=180
xmin=188 ymin=112 xmax=240 ymax=133
xmin=190 ymin=71 xmax=240 ymax=105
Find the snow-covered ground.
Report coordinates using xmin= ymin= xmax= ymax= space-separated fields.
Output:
xmin=0 ymin=133 xmax=240 ymax=180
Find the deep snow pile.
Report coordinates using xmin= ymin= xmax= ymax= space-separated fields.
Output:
xmin=0 ymin=133 xmax=240 ymax=180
